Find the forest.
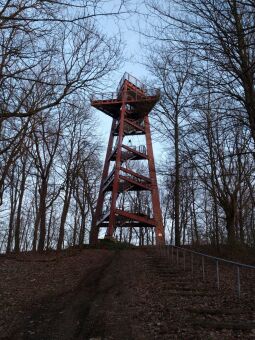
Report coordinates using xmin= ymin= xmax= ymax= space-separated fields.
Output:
xmin=0 ymin=0 xmax=255 ymax=253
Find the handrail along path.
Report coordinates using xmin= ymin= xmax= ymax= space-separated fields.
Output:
xmin=157 ymin=244 xmax=255 ymax=297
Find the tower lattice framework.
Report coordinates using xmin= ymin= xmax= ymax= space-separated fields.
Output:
xmin=90 ymin=73 xmax=165 ymax=245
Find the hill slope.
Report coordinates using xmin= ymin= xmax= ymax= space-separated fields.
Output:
xmin=0 ymin=248 xmax=254 ymax=339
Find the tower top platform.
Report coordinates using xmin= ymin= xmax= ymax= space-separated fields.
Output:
xmin=91 ymin=72 xmax=160 ymax=119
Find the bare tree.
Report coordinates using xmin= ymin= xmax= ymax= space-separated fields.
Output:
xmin=145 ymin=45 xmax=194 ymax=245
xmin=0 ymin=0 xmax=127 ymax=119
xmin=146 ymin=0 xmax=255 ymax=145
xmin=142 ymin=0 xmax=255 ymax=249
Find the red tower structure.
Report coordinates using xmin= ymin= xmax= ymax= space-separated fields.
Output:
xmin=90 ymin=73 xmax=165 ymax=245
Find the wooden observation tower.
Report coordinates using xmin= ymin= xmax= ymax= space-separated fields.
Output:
xmin=90 ymin=73 xmax=165 ymax=245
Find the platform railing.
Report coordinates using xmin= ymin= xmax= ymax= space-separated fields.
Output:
xmin=122 ymin=145 xmax=147 ymax=158
xmin=91 ymin=88 xmax=160 ymax=103
xmin=117 ymin=72 xmax=146 ymax=94
xmin=157 ymin=244 xmax=255 ymax=298
xmin=91 ymin=92 xmax=119 ymax=102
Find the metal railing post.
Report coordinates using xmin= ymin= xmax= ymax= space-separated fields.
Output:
xmin=216 ymin=260 xmax=220 ymax=290
xmin=163 ymin=245 xmax=254 ymax=297
xmin=202 ymin=257 xmax=205 ymax=281
xmin=236 ymin=266 xmax=241 ymax=297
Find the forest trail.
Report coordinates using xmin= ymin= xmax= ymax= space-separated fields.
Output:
xmin=1 ymin=248 xmax=255 ymax=339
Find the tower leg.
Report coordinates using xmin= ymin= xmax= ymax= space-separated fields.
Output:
xmin=144 ymin=115 xmax=165 ymax=245
xmin=90 ymin=120 xmax=116 ymax=245
xmin=107 ymin=97 xmax=126 ymax=238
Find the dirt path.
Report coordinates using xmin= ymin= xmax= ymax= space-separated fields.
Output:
xmin=0 ymin=249 xmax=113 ymax=339
xmin=2 ymin=248 xmax=255 ymax=339
xmin=16 ymin=252 xmax=116 ymax=340
xmin=11 ymin=250 xmax=150 ymax=340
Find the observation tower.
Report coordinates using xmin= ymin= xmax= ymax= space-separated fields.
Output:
xmin=90 ymin=73 xmax=165 ymax=245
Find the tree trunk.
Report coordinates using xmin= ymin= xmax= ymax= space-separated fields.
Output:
xmin=57 ymin=184 xmax=72 ymax=251
xmin=128 ymin=227 xmax=133 ymax=245
xmin=38 ymin=178 xmax=48 ymax=252
xmin=6 ymin=209 xmax=15 ymax=253
xmin=33 ymin=212 xmax=40 ymax=251
xmin=14 ymin=159 xmax=27 ymax=253
xmin=6 ymin=168 xmax=18 ymax=253
xmin=213 ymin=201 xmax=220 ymax=250
xmin=224 ymin=203 xmax=237 ymax=246
xmin=78 ymin=212 xmax=86 ymax=246
xmin=174 ymin=118 xmax=180 ymax=246
xmin=46 ymin=204 xmax=54 ymax=250
xmin=73 ymin=203 xmax=79 ymax=246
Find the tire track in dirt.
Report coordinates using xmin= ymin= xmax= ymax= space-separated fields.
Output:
xmin=12 ymin=249 xmax=147 ymax=340
xmin=9 ymin=252 xmax=116 ymax=340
